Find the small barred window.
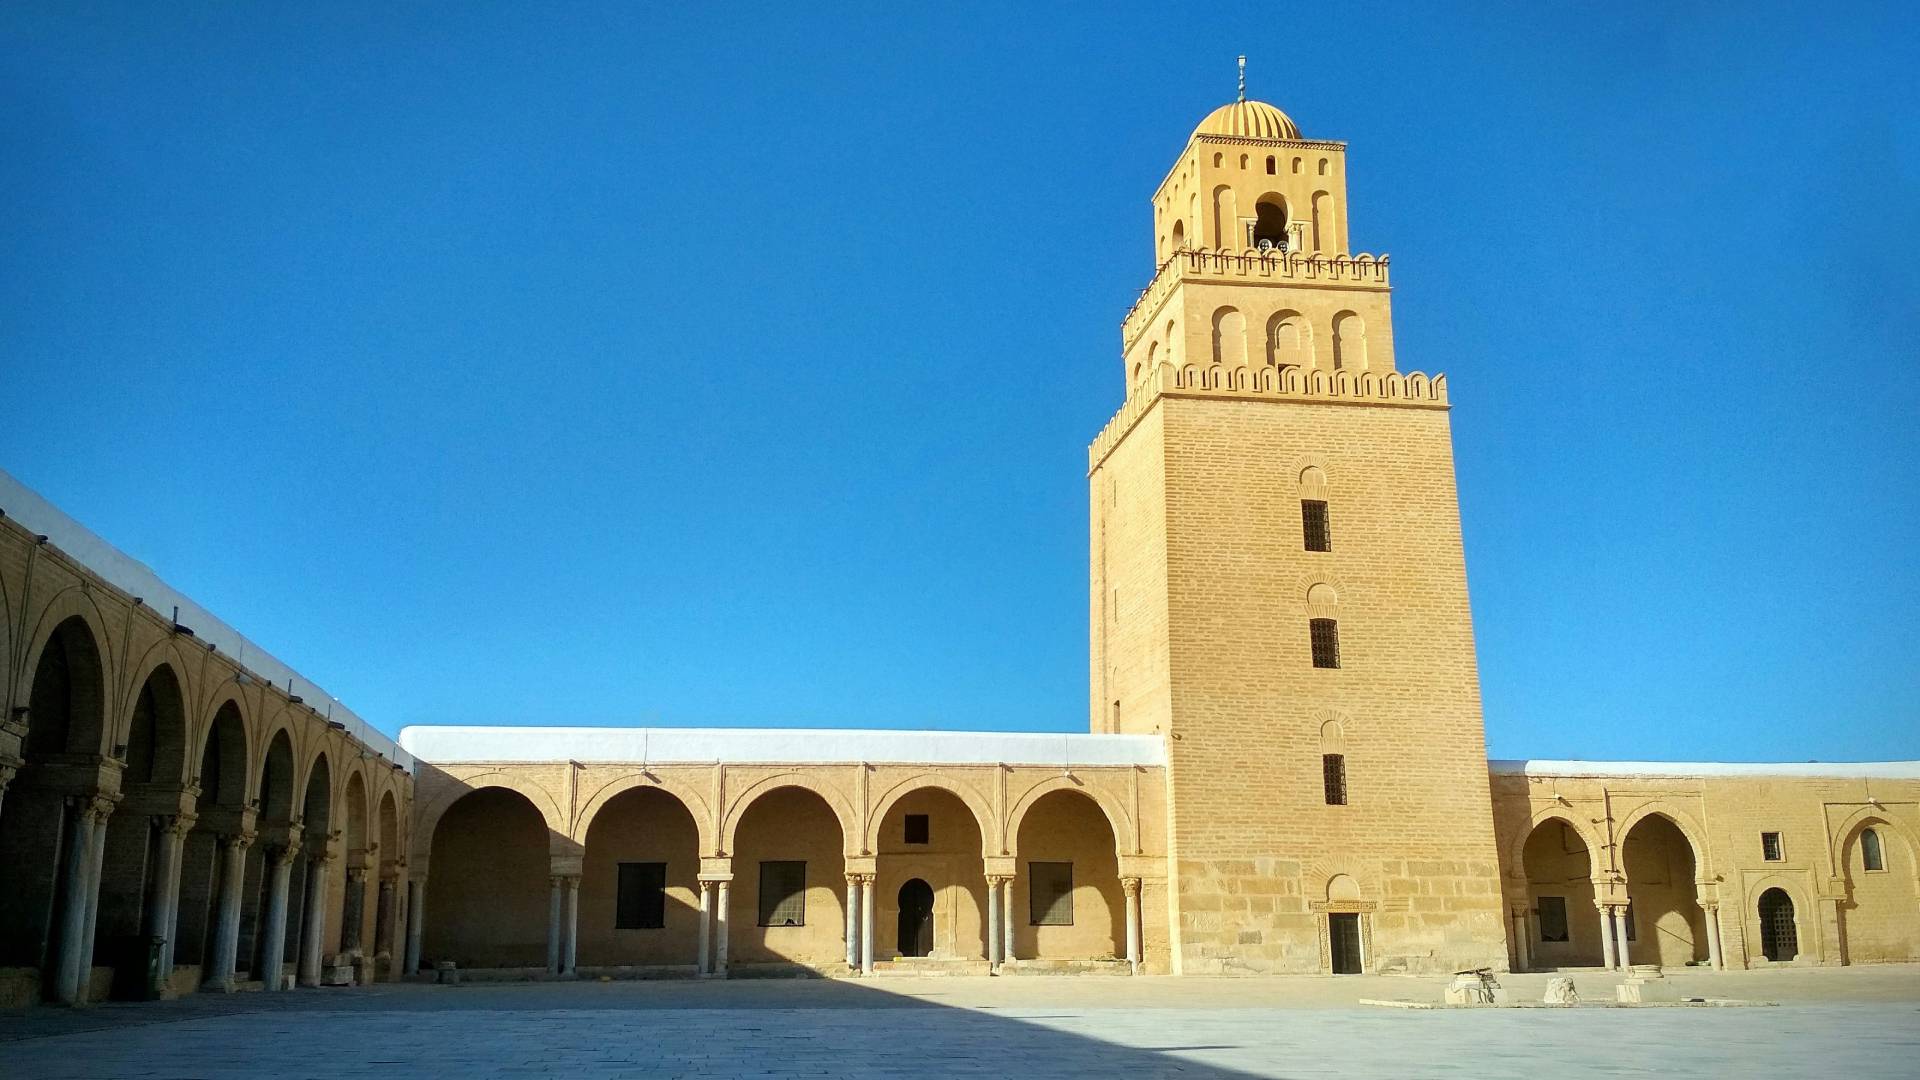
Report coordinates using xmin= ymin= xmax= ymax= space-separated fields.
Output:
xmin=1310 ymin=618 xmax=1340 ymax=669
xmin=1302 ymin=500 xmax=1331 ymax=552
xmin=1761 ymin=832 xmax=1783 ymax=862
xmin=1322 ymin=753 xmax=1347 ymax=805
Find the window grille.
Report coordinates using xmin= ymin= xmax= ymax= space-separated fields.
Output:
xmin=1301 ymin=500 xmax=1331 ymax=552
xmin=615 ymin=862 xmax=667 ymax=929
xmin=1536 ymin=896 xmax=1569 ymax=942
xmin=1761 ymin=832 xmax=1783 ymax=862
xmin=758 ymin=860 xmax=807 ymax=926
xmin=1322 ymin=753 xmax=1347 ymax=805
xmin=1310 ymin=618 xmax=1341 ymax=669
xmin=904 ymin=814 xmax=930 ymax=845
xmin=1862 ymin=828 xmax=1884 ymax=872
xmin=1029 ymin=862 xmax=1074 ymax=926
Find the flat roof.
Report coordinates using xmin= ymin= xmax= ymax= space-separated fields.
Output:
xmin=0 ymin=468 xmax=411 ymax=769
xmin=398 ymin=725 xmax=1166 ymax=768
xmin=1491 ymin=759 xmax=1920 ymax=780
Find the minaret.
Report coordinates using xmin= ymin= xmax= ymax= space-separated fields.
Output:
xmin=1088 ymin=72 xmax=1508 ymax=975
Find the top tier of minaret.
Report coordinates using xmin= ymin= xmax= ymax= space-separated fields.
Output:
xmin=1121 ymin=60 xmax=1392 ymax=391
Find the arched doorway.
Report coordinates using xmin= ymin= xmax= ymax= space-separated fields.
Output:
xmin=238 ymin=729 xmax=296 ymax=983
xmin=424 ymin=787 xmax=550 ymax=968
xmin=290 ymin=753 xmax=332 ymax=986
xmin=373 ymin=790 xmax=400 ymax=977
xmin=1620 ymin=814 xmax=1706 ymax=967
xmin=180 ymin=701 xmax=247 ymax=988
xmin=1758 ymin=888 xmax=1798 ymax=962
xmin=337 ymin=772 xmax=370 ymax=961
xmin=1519 ymin=818 xmax=1603 ymax=968
xmin=1252 ymin=196 xmax=1288 ymax=250
xmin=875 ymin=787 xmax=986 ymax=962
xmin=896 ymin=880 xmax=934 ymax=958
xmin=93 ymin=662 xmax=190 ymax=998
xmin=0 ymin=616 xmax=107 ymax=999
xmin=579 ymin=787 xmax=700 ymax=969
xmin=1012 ymin=790 xmax=1121 ymax=961
xmin=729 ymin=786 xmax=846 ymax=967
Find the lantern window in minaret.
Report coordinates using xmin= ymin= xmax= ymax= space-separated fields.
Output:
xmin=1253 ymin=197 xmax=1289 ymax=251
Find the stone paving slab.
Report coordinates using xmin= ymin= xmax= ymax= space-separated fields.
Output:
xmin=1 ymin=976 xmax=1918 ymax=1079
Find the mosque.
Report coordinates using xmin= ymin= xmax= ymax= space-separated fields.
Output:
xmin=1 ymin=85 xmax=1914 ymax=1006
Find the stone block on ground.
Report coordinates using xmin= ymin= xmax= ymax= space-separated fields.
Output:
xmin=1543 ymin=976 xmax=1578 ymax=1005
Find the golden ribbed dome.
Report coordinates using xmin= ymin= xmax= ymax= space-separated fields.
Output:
xmin=1192 ymin=99 xmax=1301 ymax=141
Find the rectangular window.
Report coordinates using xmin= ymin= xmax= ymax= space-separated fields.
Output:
xmin=758 ymin=860 xmax=807 ymax=926
xmin=1302 ymin=500 xmax=1331 ymax=552
xmin=1029 ymin=861 xmax=1074 ymax=926
xmin=1322 ymin=753 xmax=1347 ymax=805
xmin=904 ymin=814 xmax=930 ymax=845
xmin=1536 ymin=896 xmax=1569 ymax=942
xmin=1310 ymin=618 xmax=1341 ymax=669
xmin=615 ymin=862 xmax=667 ymax=929
xmin=1761 ymin=832 xmax=1783 ymax=861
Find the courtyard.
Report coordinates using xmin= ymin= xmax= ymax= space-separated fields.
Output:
xmin=2 ymin=967 xmax=1916 ymax=1079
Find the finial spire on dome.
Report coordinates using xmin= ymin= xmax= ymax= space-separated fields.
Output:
xmin=1237 ymin=56 xmax=1246 ymax=103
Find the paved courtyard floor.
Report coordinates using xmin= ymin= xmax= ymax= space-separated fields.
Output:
xmin=2 ymin=965 xmax=1917 ymax=1079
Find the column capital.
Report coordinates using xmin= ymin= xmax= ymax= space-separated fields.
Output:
xmin=985 ymin=873 xmax=1012 ymax=887
xmin=72 ymin=792 xmax=118 ymax=823
xmin=548 ymin=873 xmax=581 ymax=887
xmin=222 ymin=830 xmax=258 ymax=851
xmin=267 ymin=837 xmax=304 ymax=865
xmin=1121 ymin=876 xmax=1142 ymax=897
xmin=161 ymin=812 xmax=198 ymax=838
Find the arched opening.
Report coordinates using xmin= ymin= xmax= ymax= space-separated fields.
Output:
xmin=729 ymin=787 xmax=847 ymax=968
xmin=1210 ymin=185 xmax=1237 ymax=248
xmin=1840 ymin=821 xmax=1917 ymax=962
xmin=1013 ymin=790 xmax=1121 ymax=961
xmin=1169 ymin=219 xmax=1186 ymax=253
xmin=170 ymin=701 xmax=247 ymax=988
xmin=579 ymin=786 xmax=700 ymax=969
xmin=1210 ymin=307 xmax=1246 ymax=367
xmin=223 ymin=730 xmax=294 ymax=984
xmin=1267 ymin=311 xmax=1313 ymax=369
xmin=1620 ymin=815 xmax=1706 ymax=967
xmin=336 ymin=772 xmax=370 ymax=960
xmin=1311 ymin=191 xmax=1333 ymax=253
xmin=289 ymin=754 xmax=333 ymax=984
xmin=1520 ymin=818 xmax=1603 ymax=968
xmin=1758 ymin=888 xmax=1798 ymax=962
xmin=373 ymin=790 xmax=400 ymax=975
xmin=1252 ymin=196 xmax=1288 ymax=250
xmin=876 ymin=787 xmax=986 ymax=962
xmin=896 ymin=880 xmax=934 ymax=958
xmin=424 ymin=787 xmax=550 ymax=968
xmin=1331 ymin=311 xmax=1367 ymax=371
xmin=0 ymin=616 xmax=108 ymax=996
xmin=1265 ymin=155 xmax=1276 ymax=175
xmin=89 ymin=664 xmax=191 ymax=998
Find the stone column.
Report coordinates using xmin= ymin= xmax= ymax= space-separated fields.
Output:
xmin=562 ymin=876 xmax=579 ymax=976
xmin=696 ymin=880 xmax=712 ymax=976
xmin=1511 ymin=905 xmax=1533 ymax=973
xmin=985 ymin=876 xmax=1002 ymax=970
xmin=1123 ymin=877 xmax=1142 ymax=973
xmin=53 ymin=797 xmax=111 ymax=1004
xmin=714 ymin=879 xmax=730 ymax=977
xmin=339 ymin=866 xmax=367 ymax=957
xmin=148 ymin=815 xmax=192 ymax=996
xmin=1597 ymin=901 xmax=1616 ymax=971
xmin=1003 ymin=875 xmax=1019 ymax=965
xmin=1613 ymin=903 xmax=1633 ymax=970
xmin=859 ymin=875 xmax=875 ymax=975
xmin=74 ymin=806 xmax=113 ymax=1001
xmin=205 ymin=832 xmax=255 ymax=991
xmin=373 ymin=877 xmax=395 ymax=967
xmin=297 ymin=853 xmax=331 ymax=988
xmin=404 ymin=878 xmax=426 ymax=976
xmin=1703 ymin=903 xmax=1724 ymax=971
xmin=546 ymin=876 xmax=563 ymax=975
xmin=844 ymin=873 xmax=860 ymax=969
xmin=258 ymin=842 xmax=299 ymax=991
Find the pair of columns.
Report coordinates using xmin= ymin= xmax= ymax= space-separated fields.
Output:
xmin=694 ymin=877 xmax=733 ymax=976
xmin=50 ymin=795 xmax=115 ymax=1004
xmin=546 ymin=875 xmax=580 ymax=976
xmin=1592 ymin=898 xmax=1726 ymax=973
xmin=838 ymin=872 xmax=1145 ymax=976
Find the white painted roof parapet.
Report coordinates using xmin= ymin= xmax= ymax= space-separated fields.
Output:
xmin=0 ymin=468 xmax=412 ymax=770
xmin=1490 ymin=759 xmax=1920 ymax=780
xmin=399 ymin=725 xmax=1167 ymax=768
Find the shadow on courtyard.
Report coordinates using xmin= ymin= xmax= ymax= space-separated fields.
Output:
xmin=0 ymin=977 xmax=1287 ymax=1078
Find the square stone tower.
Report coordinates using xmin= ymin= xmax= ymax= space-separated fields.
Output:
xmin=1088 ymin=85 xmax=1509 ymax=974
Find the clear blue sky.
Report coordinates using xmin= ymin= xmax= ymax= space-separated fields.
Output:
xmin=3 ymin=4 xmax=1915 ymax=761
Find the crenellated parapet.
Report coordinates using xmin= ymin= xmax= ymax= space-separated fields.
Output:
xmin=1087 ymin=362 xmax=1448 ymax=472
xmin=1122 ymin=249 xmax=1391 ymax=352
